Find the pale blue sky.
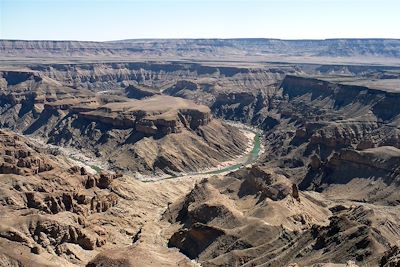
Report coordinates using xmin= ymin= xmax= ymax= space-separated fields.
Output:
xmin=0 ymin=0 xmax=399 ymax=41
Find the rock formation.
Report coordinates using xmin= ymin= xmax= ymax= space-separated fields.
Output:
xmin=1 ymin=40 xmax=400 ymax=267
xmin=1 ymin=39 xmax=400 ymax=63
xmin=0 ymin=71 xmax=249 ymax=175
xmin=0 ymin=129 xmax=197 ymax=266
xmin=124 ymin=84 xmax=161 ymax=99
xmin=165 ymin=168 xmax=400 ymax=266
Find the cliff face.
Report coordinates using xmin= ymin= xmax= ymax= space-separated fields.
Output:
xmin=24 ymin=62 xmax=278 ymax=92
xmin=211 ymin=91 xmax=269 ymax=124
xmin=124 ymin=84 xmax=160 ymax=99
xmin=76 ymin=95 xmax=213 ymax=135
xmin=2 ymin=39 xmax=400 ymax=60
xmin=0 ymin=71 xmax=42 ymax=87
xmin=300 ymin=146 xmax=400 ymax=189
xmin=277 ymin=76 xmax=400 ymax=145
xmin=281 ymin=75 xmax=400 ymax=122
xmin=0 ymin=75 xmax=247 ymax=176
xmin=0 ymin=64 xmax=288 ymax=132
xmin=251 ymin=75 xmax=400 ymax=204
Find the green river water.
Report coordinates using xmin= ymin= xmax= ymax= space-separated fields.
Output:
xmin=155 ymin=131 xmax=262 ymax=181
xmin=204 ymin=131 xmax=261 ymax=175
xmin=71 ymin=130 xmax=262 ymax=181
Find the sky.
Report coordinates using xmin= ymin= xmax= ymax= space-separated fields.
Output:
xmin=0 ymin=0 xmax=399 ymax=41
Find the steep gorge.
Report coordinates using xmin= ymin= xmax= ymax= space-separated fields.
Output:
xmin=2 ymin=58 xmax=400 ymax=266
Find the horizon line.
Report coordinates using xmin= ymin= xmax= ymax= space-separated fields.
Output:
xmin=1 ymin=37 xmax=400 ymax=43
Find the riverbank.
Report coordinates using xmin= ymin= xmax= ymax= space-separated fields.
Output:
xmin=139 ymin=123 xmax=263 ymax=182
xmin=23 ymin=121 xmax=263 ymax=182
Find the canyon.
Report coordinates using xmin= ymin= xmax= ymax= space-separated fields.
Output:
xmin=1 ymin=39 xmax=400 ymax=267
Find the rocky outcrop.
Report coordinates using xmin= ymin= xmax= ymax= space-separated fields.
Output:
xmin=24 ymin=189 xmax=118 ymax=216
xmin=25 ymin=216 xmax=103 ymax=251
xmin=233 ymin=166 xmax=292 ymax=201
xmin=327 ymin=147 xmax=400 ymax=176
xmin=380 ymin=246 xmax=400 ymax=267
xmin=300 ymin=146 xmax=400 ymax=200
xmin=26 ymin=192 xmax=78 ymax=214
xmin=0 ymin=130 xmax=53 ymax=175
xmin=168 ymin=223 xmax=225 ymax=259
xmin=211 ymin=91 xmax=269 ymax=124
xmin=44 ymin=98 xmax=98 ymax=112
xmin=79 ymin=111 xmax=136 ymax=128
xmin=0 ymin=129 xmax=204 ymax=267
xmin=79 ymin=96 xmax=212 ymax=134
xmin=292 ymin=184 xmax=300 ymax=201
xmin=164 ymin=80 xmax=199 ymax=96
xmin=165 ymin=165 xmax=400 ymax=266
xmin=0 ymin=130 xmax=139 ymax=266
xmin=125 ymin=84 xmax=160 ymax=99
xmin=0 ymin=71 xmax=41 ymax=87
xmin=97 ymin=172 xmax=122 ymax=189
xmin=305 ymin=206 xmax=393 ymax=264
xmin=90 ymin=194 xmax=118 ymax=213
xmin=280 ymin=75 xmax=400 ymax=123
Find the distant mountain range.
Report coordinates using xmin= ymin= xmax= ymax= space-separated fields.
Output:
xmin=1 ymin=38 xmax=400 ymax=61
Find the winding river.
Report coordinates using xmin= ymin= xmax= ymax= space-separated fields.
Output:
xmin=144 ymin=128 xmax=263 ymax=181
xmin=32 ymin=122 xmax=263 ymax=182
xmin=204 ymin=132 xmax=262 ymax=175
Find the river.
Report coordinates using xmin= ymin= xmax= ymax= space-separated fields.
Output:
xmin=28 ymin=122 xmax=263 ymax=181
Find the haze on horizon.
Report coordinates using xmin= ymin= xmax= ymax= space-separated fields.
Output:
xmin=0 ymin=0 xmax=399 ymax=41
